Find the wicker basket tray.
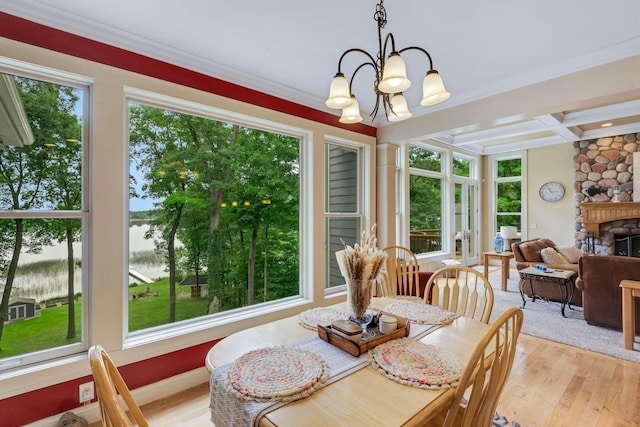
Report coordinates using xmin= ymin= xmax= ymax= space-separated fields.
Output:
xmin=317 ymin=311 xmax=410 ymax=357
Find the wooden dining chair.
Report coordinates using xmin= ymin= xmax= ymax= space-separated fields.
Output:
xmin=427 ymin=307 xmax=524 ymax=427
xmin=88 ymin=345 xmax=149 ymax=427
xmin=380 ymin=245 xmax=422 ymax=299
xmin=425 ymin=265 xmax=494 ymax=323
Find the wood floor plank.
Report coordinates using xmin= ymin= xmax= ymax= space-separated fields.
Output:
xmin=497 ymin=334 xmax=640 ymax=427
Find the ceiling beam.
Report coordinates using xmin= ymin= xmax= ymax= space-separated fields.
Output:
xmin=581 ymin=122 xmax=640 ymax=141
xmin=561 ymin=98 xmax=640 ymax=127
xmin=451 ymin=120 xmax=547 ymax=146
xmin=535 ymin=113 xmax=583 ymax=141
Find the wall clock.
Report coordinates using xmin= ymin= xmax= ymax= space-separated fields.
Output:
xmin=539 ymin=181 xmax=565 ymax=202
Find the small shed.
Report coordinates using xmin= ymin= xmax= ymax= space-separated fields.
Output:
xmin=178 ymin=275 xmax=208 ymax=298
xmin=8 ymin=297 xmax=37 ymax=321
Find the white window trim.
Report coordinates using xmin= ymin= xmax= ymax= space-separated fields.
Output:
xmin=0 ymin=63 xmax=91 ymax=372
xmin=323 ymin=134 xmax=371 ymax=295
xmin=123 ymin=88 xmax=314 ymax=345
xmin=402 ymin=142 xmax=480 ymax=261
xmin=489 ymin=151 xmax=528 ymax=240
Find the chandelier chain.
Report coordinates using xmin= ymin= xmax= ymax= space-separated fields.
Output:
xmin=374 ymin=0 xmax=387 ymax=29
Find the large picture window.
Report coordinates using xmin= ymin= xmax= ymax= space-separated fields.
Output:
xmin=0 ymin=72 xmax=87 ymax=369
xmin=128 ymin=99 xmax=301 ymax=332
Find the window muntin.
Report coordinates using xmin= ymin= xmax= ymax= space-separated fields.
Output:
xmin=324 ymin=142 xmax=363 ymax=289
xmin=0 ymin=73 xmax=87 ymax=370
xmin=128 ymin=102 xmax=301 ymax=332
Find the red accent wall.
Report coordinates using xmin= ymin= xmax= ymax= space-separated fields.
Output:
xmin=0 ymin=10 xmax=375 ymax=426
xmin=0 ymin=340 xmax=220 ymax=426
xmin=0 ymin=12 xmax=376 ymax=138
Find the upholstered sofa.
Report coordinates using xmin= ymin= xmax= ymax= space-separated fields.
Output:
xmin=511 ymin=238 xmax=582 ymax=306
xmin=575 ymin=255 xmax=640 ymax=330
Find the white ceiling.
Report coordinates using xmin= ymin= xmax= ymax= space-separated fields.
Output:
xmin=1 ymin=0 xmax=639 ymax=154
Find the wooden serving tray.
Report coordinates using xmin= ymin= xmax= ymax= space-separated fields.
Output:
xmin=317 ymin=311 xmax=410 ymax=357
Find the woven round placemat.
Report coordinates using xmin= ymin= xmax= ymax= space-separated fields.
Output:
xmin=384 ymin=301 xmax=456 ymax=325
xmin=298 ymin=306 xmax=348 ymax=330
xmin=226 ymin=347 xmax=330 ymax=402
xmin=369 ymin=338 xmax=464 ymax=389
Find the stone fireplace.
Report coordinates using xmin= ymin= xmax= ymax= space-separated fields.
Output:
xmin=579 ymin=202 xmax=640 ymax=255
xmin=574 ymin=133 xmax=640 ymax=254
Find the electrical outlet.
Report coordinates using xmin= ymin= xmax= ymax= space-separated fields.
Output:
xmin=79 ymin=381 xmax=94 ymax=403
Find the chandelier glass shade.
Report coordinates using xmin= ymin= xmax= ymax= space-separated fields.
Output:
xmin=388 ymin=93 xmax=411 ymax=121
xmin=339 ymin=95 xmax=364 ymax=124
xmin=325 ymin=0 xmax=450 ymax=124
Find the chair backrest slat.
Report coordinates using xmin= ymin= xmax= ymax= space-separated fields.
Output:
xmin=381 ymin=246 xmax=421 ymax=298
xmin=425 ymin=265 xmax=494 ymax=324
xmin=89 ymin=345 xmax=149 ymax=427
xmin=443 ymin=307 xmax=524 ymax=427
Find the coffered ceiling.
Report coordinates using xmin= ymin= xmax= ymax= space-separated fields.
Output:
xmin=429 ymin=98 xmax=640 ymax=154
xmin=1 ymin=0 xmax=639 ymax=154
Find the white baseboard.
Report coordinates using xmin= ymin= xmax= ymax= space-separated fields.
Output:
xmin=24 ymin=367 xmax=210 ymax=426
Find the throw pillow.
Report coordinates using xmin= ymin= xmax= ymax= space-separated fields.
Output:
xmin=540 ymin=247 xmax=569 ymax=264
xmin=556 ymin=246 xmax=583 ymax=263
xmin=519 ymin=242 xmax=544 ymax=262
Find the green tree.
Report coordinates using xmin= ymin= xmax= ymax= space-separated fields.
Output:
xmin=0 ymin=77 xmax=81 ymax=348
xmin=176 ymin=199 xmax=209 ymax=307
xmin=129 ymin=104 xmax=300 ymax=321
xmin=130 ymin=106 xmax=191 ymax=323
xmin=41 ymin=102 xmax=82 ymax=340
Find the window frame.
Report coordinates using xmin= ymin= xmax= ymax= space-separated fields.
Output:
xmin=323 ymin=135 xmax=371 ymax=294
xmin=0 ymin=63 xmax=92 ymax=371
xmin=123 ymin=88 xmax=315 ymax=346
xmin=404 ymin=144 xmax=449 ymax=256
xmin=489 ymin=151 xmax=527 ymax=240
xmin=402 ymin=142 xmax=480 ymax=260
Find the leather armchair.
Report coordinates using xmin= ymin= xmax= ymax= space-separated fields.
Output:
xmin=576 ymin=255 xmax=640 ymax=330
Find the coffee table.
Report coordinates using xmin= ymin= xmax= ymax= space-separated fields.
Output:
xmin=518 ymin=266 xmax=577 ymax=317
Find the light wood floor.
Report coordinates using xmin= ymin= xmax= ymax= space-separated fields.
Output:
xmin=95 ymin=333 xmax=640 ymax=427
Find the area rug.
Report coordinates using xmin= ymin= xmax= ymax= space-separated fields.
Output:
xmin=486 ymin=269 xmax=640 ymax=364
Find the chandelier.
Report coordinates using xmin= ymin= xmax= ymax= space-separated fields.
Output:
xmin=325 ymin=0 xmax=450 ymax=124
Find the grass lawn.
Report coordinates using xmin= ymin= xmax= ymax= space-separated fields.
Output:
xmin=2 ymin=300 xmax=82 ymax=357
xmin=0 ymin=279 xmax=209 ymax=358
xmin=128 ymin=278 xmax=209 ymax=331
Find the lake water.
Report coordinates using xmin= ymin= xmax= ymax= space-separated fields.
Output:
xmin=10 ymin=225 xmax=173 ymax=302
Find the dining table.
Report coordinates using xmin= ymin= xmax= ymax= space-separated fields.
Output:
xmin=206 ymin=297 xmax=491 ymax=427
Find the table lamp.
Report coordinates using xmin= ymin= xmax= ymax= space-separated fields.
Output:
xmin=500 ymin=226 xmax=518 ymax=252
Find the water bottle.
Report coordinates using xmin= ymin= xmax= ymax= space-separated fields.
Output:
xmin=493 ymin=233 xmax=504 ymax=253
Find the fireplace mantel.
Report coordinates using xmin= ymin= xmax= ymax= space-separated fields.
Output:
xmin=580 ymin=202 xmax=640 ymax=237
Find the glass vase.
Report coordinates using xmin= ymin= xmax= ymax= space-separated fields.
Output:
xmin=346 ymin=278 xmax=375 ymax=339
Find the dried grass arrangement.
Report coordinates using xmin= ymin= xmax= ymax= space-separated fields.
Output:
xmin=336 ymin=225 xmax=387 ymax=320
xmin=335 ymin=225 xmax=387 ymax=281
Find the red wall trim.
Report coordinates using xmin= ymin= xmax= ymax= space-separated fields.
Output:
xmin=0 ymin=339 xmax=220 ymax=427
xmin=0 ymin=12 xmax=376 ymax=138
